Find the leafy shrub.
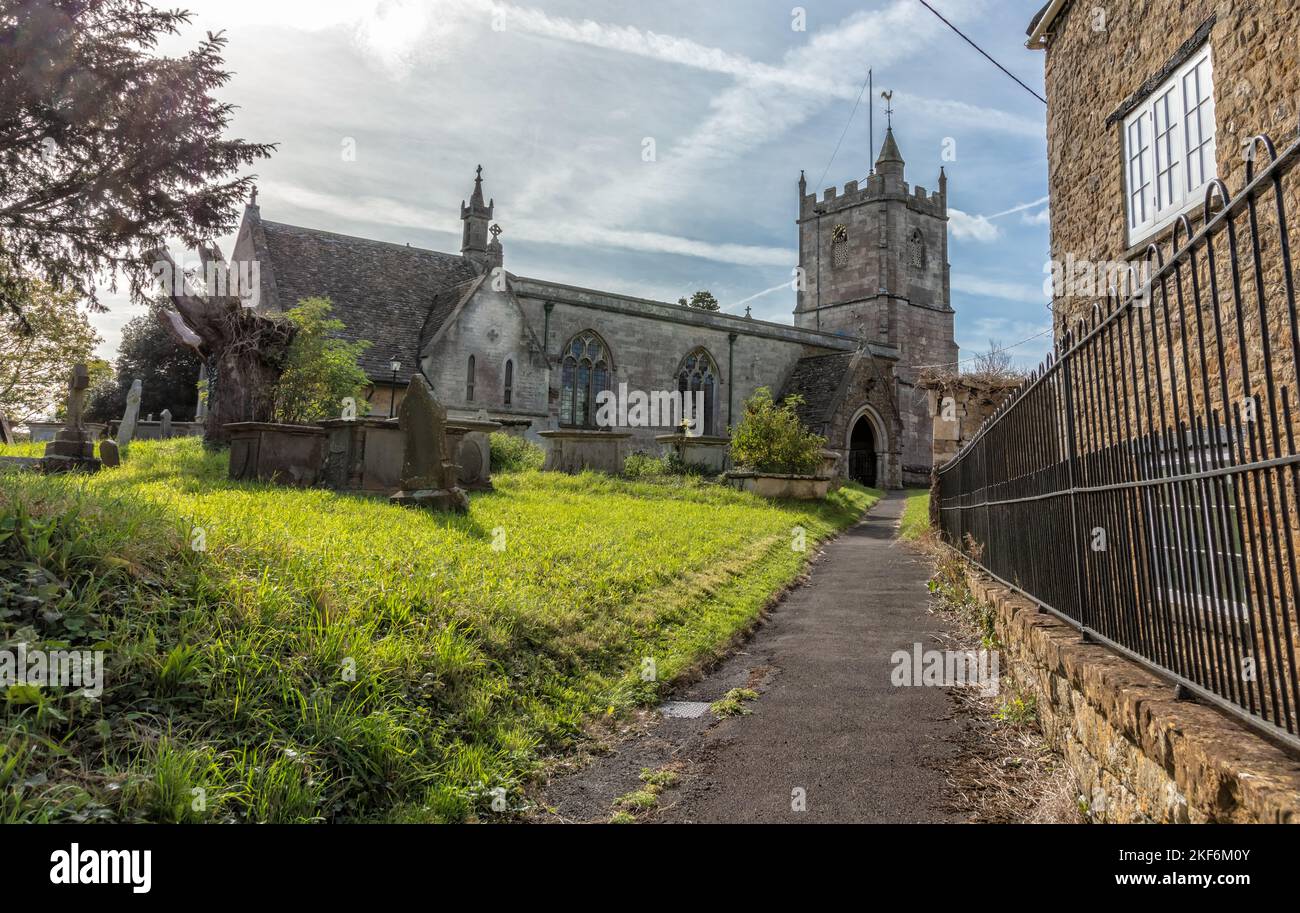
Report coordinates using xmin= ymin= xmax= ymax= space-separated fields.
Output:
xmin=489 ymin=432 xmax=544 ymax=472
xmin=728 ymin=387 xmax=825 ymax=475
xmin=622 ymin=452 xmax=667 ymax=478
xmin=623 ymin=451 xmax=713 ymax=479
xmin=271 ymin=298 xmax=371 ymax=424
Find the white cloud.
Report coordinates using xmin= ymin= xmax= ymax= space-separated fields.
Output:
xmin=274 ymin=183 xmax=793 ymax=267
xmin=953 ymin=275 xmax=1050 ymax=305
xmin=894 ymin=92 xmax=1045 ymax=140
xmin=948 ymin=209 xmax=1000 ymax=242
xmin=950 ymin=195 xmax=1052 ymax=242
xmin=987 ymin=196 xmax=1051 ymax=220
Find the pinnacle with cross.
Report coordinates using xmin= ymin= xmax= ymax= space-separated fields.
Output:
xmin=490 ymin=223 xmax=503 ymax=239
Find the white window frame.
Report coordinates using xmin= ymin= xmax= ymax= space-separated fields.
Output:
xmin=1122 ymin=45 xmax=1217 ymax=246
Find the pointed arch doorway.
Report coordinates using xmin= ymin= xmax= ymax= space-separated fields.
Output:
xmin=848 ymin=407 xmax=884 ymax=487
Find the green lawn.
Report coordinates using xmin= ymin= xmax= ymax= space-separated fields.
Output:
xmin=899 ymin=488 xmax=932 ymax=542
xmin=0 ymin=438 xmax=878 ymax=822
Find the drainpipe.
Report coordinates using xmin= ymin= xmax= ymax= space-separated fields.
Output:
xmin=542 ymin=301 xmax=554 ymax=362
xmin=727 ymin=332 xmax=738 ymax=432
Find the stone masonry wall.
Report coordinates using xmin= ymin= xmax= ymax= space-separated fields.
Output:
xmin=421 ymin=284 xmax=549 ymax=420
xmin=1044 ymin=0 xmax=1299 ymax=331
xmin=922 ymin=377 xmax=1021 ymax=468
xmin=511 ymin=281 xmax=854 ymax=454
xmin=965 ymin=566 xmax=1300 ymax=823
xmin=795 ymin=158 xmax=956 ymax=482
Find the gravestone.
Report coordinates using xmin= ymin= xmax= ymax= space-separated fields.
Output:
xmin=161 ymin=409 xmax=173 ymax=439
xmin=389 ymin=374 xmax=468 ymax=513
xmin=42 ymin=364 xmax=100 ymax=472
xmin=99 ymin=439 xmax=120 ymax=468
xmin=117 ymin=379 xmax=142 ymax=450
xmin=0 ymin=409 xmax=12 ymax=446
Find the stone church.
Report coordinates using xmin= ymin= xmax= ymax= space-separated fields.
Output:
xmin=230 ymin=128 xmax=956 ymax=488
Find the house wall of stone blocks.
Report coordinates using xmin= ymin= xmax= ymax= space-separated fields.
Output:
xmin=1042 ymin=0 xmax=1298 ymax=340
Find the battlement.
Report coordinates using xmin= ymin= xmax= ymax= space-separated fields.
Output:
xmin=799 ymin=173 xmax=947 ymax=220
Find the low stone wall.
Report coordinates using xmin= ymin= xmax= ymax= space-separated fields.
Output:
xmin=964 ymin=568 xmax=1300 ymax=823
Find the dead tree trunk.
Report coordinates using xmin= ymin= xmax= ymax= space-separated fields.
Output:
xmin=151 ymin=244 xmax=294 ymax=446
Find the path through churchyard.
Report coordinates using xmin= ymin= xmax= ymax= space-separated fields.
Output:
xmin=545 ymin=492 xmax=971 ymax=823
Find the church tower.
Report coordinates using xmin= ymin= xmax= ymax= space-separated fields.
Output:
xmin=461 ymin=165 xmax=494 ymax=269
xmin=794 ymin=126 xmax=958 ymax=481
xmin=795 ymin=128 xmax=953 ymax=350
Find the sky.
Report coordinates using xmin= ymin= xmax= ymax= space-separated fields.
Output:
xmin=91 ymin=0 xmax=1055 ymax=372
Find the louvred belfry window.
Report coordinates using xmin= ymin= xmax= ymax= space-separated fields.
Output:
xmin=831 ymin=224 xmax=850 ymax=269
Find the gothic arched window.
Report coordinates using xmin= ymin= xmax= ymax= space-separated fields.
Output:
xmin=909 ymin=228 xmax=926 ymax=270
xmin=560 ymin=331 xmax=612 ymax=428
xmin=676 ymin=348 xmax=719 ymax=435
xmin=466 ymin=355 xmax=476 ymax=401
xmin=504 ymin=359 xmax=514 ymax=406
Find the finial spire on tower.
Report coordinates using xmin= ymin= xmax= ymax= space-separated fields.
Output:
xmin=471 ymin=164 xmax=485 ymax=206
xmin=461 ymin=164 xmax=495 ymax=267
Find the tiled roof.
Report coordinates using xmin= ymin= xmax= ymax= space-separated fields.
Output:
xmin=780 ymin=351 xmax=856 ymax=428
xmin=260 ymin=220 xmax=479 ymax=379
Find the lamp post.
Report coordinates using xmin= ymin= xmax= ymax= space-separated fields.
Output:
xmin=389 ymin=360 xmax=401 ymax=418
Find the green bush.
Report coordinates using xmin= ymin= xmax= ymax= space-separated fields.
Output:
xmin=272 ymin=298 xmax=371 ymax=424
xmin=622 ymin=452 xmax=667 ymax=478
xmin=728 ymin=387 xmax=825 ymax=475
xmin=488 ymin=432 xmax=544 ymax=472
xmin=623 ymin=451 xmax=713 ymax=479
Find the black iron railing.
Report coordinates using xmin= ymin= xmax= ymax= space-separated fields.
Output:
xmin=938 ymin=120 xmax=1300 ymax=752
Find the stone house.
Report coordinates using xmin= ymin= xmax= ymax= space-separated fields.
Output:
xmin=1028 ymin=0 xmax=1297 ymax=337
xmin=230 ymin=132 xmax=958 ymax=488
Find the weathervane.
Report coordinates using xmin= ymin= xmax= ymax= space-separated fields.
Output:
xmin=880 ymin=90 xmax=895 ymax=129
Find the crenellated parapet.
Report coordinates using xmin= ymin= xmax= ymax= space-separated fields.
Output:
xmin=798 ymin=173 xmax=948 ymax=221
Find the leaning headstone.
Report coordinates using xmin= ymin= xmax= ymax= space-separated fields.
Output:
xmin=389 ymin=374 xmax=468 ymax=513
xmin=160 ymin=409 xmax=173 ymax=439
xmin=117 ymin=379 xmax=142 ymax=450
xmin=42 ymin=364 xmax=100 ymax=473
xmin=99 ymin=439 xmax=120 ymax=468
xmin=0 ymin=408 xmax=12 ymax=446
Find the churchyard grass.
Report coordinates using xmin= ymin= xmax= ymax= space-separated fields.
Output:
xmin=899 ymin=488 xmax=932 ymax=542
xmin=0 ymin=438 xmax=877 ymax=822
xmin=0 ymin=441 xmax=45 ymax=458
